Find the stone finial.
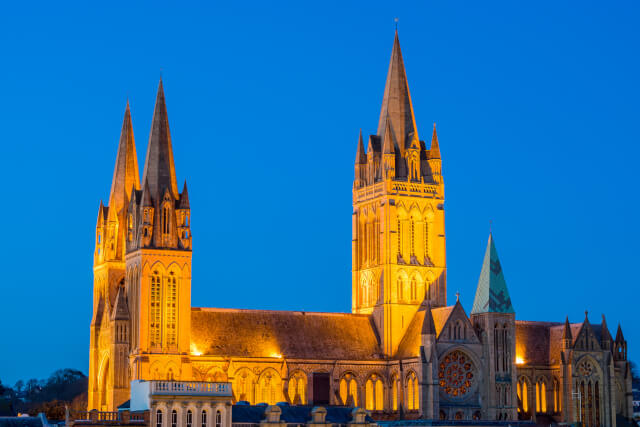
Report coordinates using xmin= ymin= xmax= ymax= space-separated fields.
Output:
xmin=311 ymin=407 xmax=327 ymax=424
xmin=262 ymin=405 xmax=282 ymax=423
xmin=349 ymin=407 xmax=368 ymax=424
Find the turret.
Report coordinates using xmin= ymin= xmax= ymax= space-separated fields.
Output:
xmin=354 ymin=130 xmax=367 ymax=188
xmin=614 ymin=324 xmax=627 ymax=361
xmin=427 ymin=124 xmax=442 ymax=184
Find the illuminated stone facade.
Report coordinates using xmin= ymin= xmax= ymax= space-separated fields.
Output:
xmin=87 ymin=32 xmax=633 ymax=426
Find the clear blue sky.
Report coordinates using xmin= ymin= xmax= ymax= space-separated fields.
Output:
xmin=0 ymin=1 xmax=638 ymax=386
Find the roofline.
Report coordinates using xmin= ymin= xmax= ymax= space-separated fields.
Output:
xmin=191 ymin=307 xmax=371 ymax=318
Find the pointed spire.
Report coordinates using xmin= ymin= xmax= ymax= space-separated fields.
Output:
xmin=179 ymin=181 xmax=190 ymax=209
xmin=109 ymin=101 xmax=140 ymax=215
xmin=615 ymin=324 xmax=625 ymax=342
xmin=377 ymin=30 xmax=418 ymax=153
xmin=429 ymin=123 xmax=440 ymax=159
xmin=471 ymin=233 xmax=515 ymax=314
xmin=421 ymin=301 xmax=436 ymax=336
xmin=382 ymin=117 xmax=396 ymax=154
xmin=563 ymin=316 xmax=573 ymax=341
xmin=142 ymin=79 xmax=179 ymax=201
xmin=355 ymin=129 xmax=367 ymax=164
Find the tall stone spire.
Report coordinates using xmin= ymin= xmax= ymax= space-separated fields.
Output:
xmin=471 ymin=234 xmax=515 ymax=314
xmin=142 ymin=79 xmax=179 ymax=200
xmin=109 ymin=101 xmax=140 ymax=216
xmin=377 ymin=30 xmax=418 ymax=154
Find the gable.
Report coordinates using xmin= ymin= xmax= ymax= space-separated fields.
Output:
xmin=436 ymin=303 xmax=479 ymax=344
xmin=573 ymin=322 xmax=602 ymax=352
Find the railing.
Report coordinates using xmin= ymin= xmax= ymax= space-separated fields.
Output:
xmin=151 ymin=380 xmax=232 ymax=396
xmin=354 ymin=181 xmax=440 ymax=202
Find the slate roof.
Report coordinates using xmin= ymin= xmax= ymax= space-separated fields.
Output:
xmin=516 ymin=320 xmax=608 ymax=366
xmin=471 ymin=234 xmax=514 ymax=314
xmin=0 ymin=416 xmax=45 ymax=427
xmin=190 ymin=308 xmax=383 ymax=360
xmin=395 ymin=305 xmax=456 ymax=359
xmin=232 ymin=405 xmax=373 ymax=424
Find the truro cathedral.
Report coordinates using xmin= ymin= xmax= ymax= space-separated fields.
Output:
xmin=87 ymin=32 xmax=634 ymax=426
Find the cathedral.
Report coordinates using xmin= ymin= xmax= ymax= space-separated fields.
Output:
xmin=87 ymin=32 xmax=634 ymax=426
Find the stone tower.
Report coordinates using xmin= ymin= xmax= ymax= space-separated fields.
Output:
xmin=88 ymin=102 xmax=140 ymax=411
xmin=125 ymin=80 xmax=193 ymax=385
xmin=352 ymin=31 xmax=447 ymax=357
xmin=470 ymin=234 xmax=517 ymax=421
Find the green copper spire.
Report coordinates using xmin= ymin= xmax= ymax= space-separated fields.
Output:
xmin=471 ymin=234 xmax=514 ymax=314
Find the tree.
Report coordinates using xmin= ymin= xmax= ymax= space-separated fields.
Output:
xmin=14 ymin=380 xmax=24 ymax=394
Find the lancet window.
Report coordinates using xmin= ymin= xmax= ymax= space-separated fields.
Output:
xmin=365 ymin=374 xmax=384 ymax=411
xmin=339 ymin=374 xmax=358 ymax=406
xmin=165 ymin=273 xmax=178 ymax=347
xmin=576 ymin=359 xmax=601 ymax=427
xmin=288 ymin=372 xmax=307 ymax=404
xmin=536 ymin=379 xmax=547 ymax=413
xmin=406 ymin=371 xmax=419 ymax=410
xmin=517 ymin=377 xmax=529 ymax=413
xmin=150 ymin=273 xmax=162 ymax=346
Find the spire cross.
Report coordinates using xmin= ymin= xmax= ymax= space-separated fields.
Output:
xmin=455 ymin=291 xmax=460 ymax=302
xmin=394 ymin=17 xmax=398 ymax=30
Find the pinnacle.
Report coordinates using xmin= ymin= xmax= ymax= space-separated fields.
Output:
xmin=429 ymin=123 xmax=440 ymax=159
xmin=355 ymin=129 xmax=367 ymax=164
xmin=563 ymin=316 xmax=572 ymax=341
xmin=179 ymin=180 xmax=190 ymax=209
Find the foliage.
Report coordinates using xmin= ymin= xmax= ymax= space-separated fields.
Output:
xmin=0 ymin=368 xmax=87 ymax=420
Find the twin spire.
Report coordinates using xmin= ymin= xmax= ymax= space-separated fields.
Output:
xmin=108 ymin=79 xmax=179 ymax=213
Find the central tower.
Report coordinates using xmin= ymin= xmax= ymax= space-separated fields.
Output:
xmin=352 ymin=32 xmax=446 ymax=357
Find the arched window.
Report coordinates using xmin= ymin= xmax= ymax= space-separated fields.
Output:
xmin=201 ymin=410 xmax=207 ymax=427
xmin=186 ymin=410 xmax=192 ymax=427
xmin=165 ymin=273 xmax=178 ymax=347
xmin=517 ymin=378 xmax=529 ymax=413
xmin=339 ymin=374 xmax=358 ymax=406
xmin=156 ymin=410 xmax=163 ymax=427
xmin=397 ymin=277 xmax=403 ymax=302
xmin=171 ymin=410 xmax=177 ymax=427
xmin=258 ymin=370 xmax=282 ymax=405
xmin=150 ymin=272 xmax=162 ymax=347
xmin=215 ymin=410 xmax=221 ymax=427
xmin=536 ymin=379 xmax=547 ymax=413
xmin=288 ymin=373 xmax=306 ymax=405
xmin=364 ymin=375 xmax=384 ymax=411
xmin=553 ymin=379 xmax=561 ymax=413
xmin=406 ymin=372 xmax=419 ymax=410
xmin=392 ymin=375 xmax=399 ymax=411
xmin=410 ymin=279 xmax=417 ymax=302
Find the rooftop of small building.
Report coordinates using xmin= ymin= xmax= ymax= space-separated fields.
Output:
xmin=232 ymin=404 xmax=373 ymax=424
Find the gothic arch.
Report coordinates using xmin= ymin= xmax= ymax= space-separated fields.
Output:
xmin=339 ymin=372 xmax=359 ymax=406
xmin=256 ymin=368 xmax=282 ymax=405
xmin=232 ymin=367 xmax=255 ymax=404
xmin=287 ymin=370 xmax=307 ymax=405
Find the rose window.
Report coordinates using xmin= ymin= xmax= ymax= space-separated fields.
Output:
xmin=578 ymin=360 xmax=594 ymax=377
xmin=439 ymin=350 xmax=475 ymax=397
